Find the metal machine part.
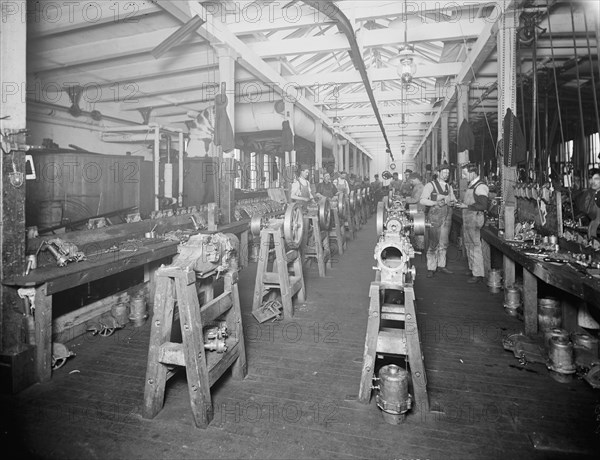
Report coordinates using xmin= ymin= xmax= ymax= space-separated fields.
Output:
xmin=250 ymin=203 xmax=305 ymax=249
xmin=374 ymin=364 xmax=412 ymax=424
xmin=174 ymin=232 xmax=239 ymax=278
xmin=43 ymin=239 xmax=86 ymax=267
xmin=376 ymin=199 xmax=427 ymax=236
xmin=203 ymin=322 xmax=228 ymax=353
xmin=306 ymin=196 xmax=331 ymax=230
xmin=547 ymin=336 xmax=576 ymax=375
xmin=374 ymin=232 xmax=416 ymax=285
xmin=51 ymin=342 xmax=75 ymax=370
xmin=330 ymin=192 xmax=346 ymax=219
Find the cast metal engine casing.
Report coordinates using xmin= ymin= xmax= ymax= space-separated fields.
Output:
xmin=374 ymin=231 xmax=416 ymax=284
xmin=174 ymin=232 xmax=239 ymax=278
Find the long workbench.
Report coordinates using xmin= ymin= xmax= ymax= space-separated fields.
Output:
xmin=452 ymin=210 xmax=600 ymax=335
xmin=3 ymin=239 xmax=180 ymax=383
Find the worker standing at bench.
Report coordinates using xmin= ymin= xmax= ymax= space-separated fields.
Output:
xmin=420 ymin=162 xmax=456 ymax=278
xmin=456 ymin=163 xmax=489 ymax=284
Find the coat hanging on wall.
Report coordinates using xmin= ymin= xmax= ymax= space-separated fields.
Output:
xmin=502 ymin=108 xmax=526 ymax=167
xmin=214 ymin=93 xmax=235 ymax=153
xmin=281 ymin=120 xmax=295 ymax=152
xmin=457 ymin=120 xmax=475 ymax=163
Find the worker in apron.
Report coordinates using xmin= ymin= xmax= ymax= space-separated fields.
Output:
xmin=456 ymin=163 xmax=489 ymax=283
xmin=405 ymin=173 xmax=426 ymax=251
xmin=290 ymin=165 xmax=315 ymax=210
xmin=420 ymin=163 xmax=457 ymax=278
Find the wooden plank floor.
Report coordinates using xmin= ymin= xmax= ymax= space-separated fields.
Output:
xmin=2 ymin=217 xmax=599 ymax=459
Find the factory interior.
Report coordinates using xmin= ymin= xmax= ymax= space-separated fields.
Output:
xmin=1 ymin=1 xmax=600 ymax=458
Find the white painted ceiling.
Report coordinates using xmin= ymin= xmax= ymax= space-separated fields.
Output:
xmin=26 ymin=0 xmax=600 ymax=161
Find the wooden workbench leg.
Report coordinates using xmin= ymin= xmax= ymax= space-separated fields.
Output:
xmin=225 ymin=272 xmax=247 ymax=380
xmin=33 ymin=283 xmax=52 ymax=383
xmin=523 ymin=268 xmax=538 ymax=335
xmin=324 ymin=232 xmax=332 ymax=270
xmin=503 ymin=256 xmax=515 ymax=288
xmin=314 ymin=222 xmax=326 ymax=277
xmin=482 ymin=240 xmax=491 ymax=279
xmin=175 ymin=273 xmax=213 ymax=428
xmin=358 ymin=283 xmax=381 ymax=403
xmin=143 ymin=276 xmax=175 ymax=420
xmin=240 ymin=230 xmax=249 ymax=270
xmin=252 ymin=232 xmax=270 ymax=312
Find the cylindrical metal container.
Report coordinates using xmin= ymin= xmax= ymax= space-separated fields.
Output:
xmin=538 ymin=297 xmax=562 ymax=331
xmin=487 ymin=269 xmax=503 ymax=294
xmin=112 ymin=303 xmax=130 ymax=327
xmin=548 ymin=336 xmax=575 ymax=375
xmin=571 ymin=332 xmax=599 ymax=357
xmin=503 ymin=285 xmax=521 ymax=316
xmin=376 ymin=364 xmax=412 ymax=425
xmin=129 ymin=295 xmax=148 ymax=327
xmin=544 ymin=328 xmax=569 ymax=351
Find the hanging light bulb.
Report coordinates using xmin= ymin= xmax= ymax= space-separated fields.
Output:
xmin=397 ymin=46 xmax=417 ymax=85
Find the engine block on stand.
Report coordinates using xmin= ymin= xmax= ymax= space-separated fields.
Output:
xmin=358 ymin=196 xmax=430 ymax=420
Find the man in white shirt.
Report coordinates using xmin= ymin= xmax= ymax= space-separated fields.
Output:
xmin=290 ymin=165 xmax=314 ymax=207
xmin=333 ymin=171 xmax=350 ymax=196
xmin=420 ymin=162 xmax=456 ymax=278
xmin=455 ymin=163 xmax=489 ymax=283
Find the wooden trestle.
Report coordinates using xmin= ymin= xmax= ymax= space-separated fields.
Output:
xmin=142 ymin=267 xmax=247 ymax=428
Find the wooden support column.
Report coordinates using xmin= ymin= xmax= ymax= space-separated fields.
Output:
xmin=523 ymin=269 xmax=538 ymax=335
xmin=283 ymin=101 xmax=296 ymax=188
xmin=1 ymin=0 xmax=27 ymax=351
xmin=315 ymin=119 xmax=323 ymax=183
xmin=216 ymin=46 xmax=236 ymax=224
xmin=332 ymin=134 xmax=339 ymax=172
xmin=352 ymin=144 xmax=358 ymax=176
xmin=498 ymin=6 xmax=518 ymax=237
xmin=344 ymin=142 xmax=350 ymax=173
xmin=457 ymin=83 xmax=469 ymax=196
xmin=441 ymin=112 xmax=449 ymax=164
xmin=432 ymin=125 xmax=439 ymax=167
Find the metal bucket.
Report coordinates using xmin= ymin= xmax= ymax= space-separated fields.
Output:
xmin=38 ymin=200 xmax=63 ymax=228
xmin=487 ymin=269 xmax=503 ymax=294
xmin=129 ymin=295 xmax=147 ymax=327
xmin=503 ymin=285 xmax=521 ymax=315
xmin=111 ymin=303 xmax=129 ymax=327
xmin=376 ymin=364 xmax=412 ymax=425
xmin=571 ymin=332 xmax=599 ymax=357
xmin=544 ymin=328 xmax=569 ymax=351
xmin=548 ymin=335 xmax=575 ymax=375
xmin=538 ymin=297 xmax=562 ymax=331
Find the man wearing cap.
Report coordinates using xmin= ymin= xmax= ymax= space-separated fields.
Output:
xmin=420 ymin=163 xmax=456 ymax=278
xmin=399 ymin=169 xmax=413 ymax=197
xmin=389 ymin=172 xmax=402 ymax=193
xmin=456 ymin=163 xmax=489 ymax=283
xmin=316 ymin=172 xmax=338 ymax=199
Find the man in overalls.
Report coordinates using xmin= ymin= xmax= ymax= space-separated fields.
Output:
xmin=290 ymin=165 xmax=314 ymax=209
xmin=316 ymin=172 xmax=338 ymax=199
xmin=456 ymin=163 xmax=489 ymax=284
xmin=420 ymin=163 xmax=456 ymax=278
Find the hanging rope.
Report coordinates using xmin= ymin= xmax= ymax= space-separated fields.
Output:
xmin=546 ymin=1 xmax=565 ymax=147
xmin=583 ymin=11 xmax=600 ymax=148
xmin=570 ymin=3 xmax=587 ymax=175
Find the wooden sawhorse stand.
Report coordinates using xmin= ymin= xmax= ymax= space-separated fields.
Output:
xmin=302 ymin=215 xmax=332 ymax=277
xmin=252 ymin=228 xmax=306 ymax=319
xmin=143 ymin=267 xmax=247 ymax=428
xmin=345 ymin=200 xmax=357 ymax=240
xmin=329 ymin=208 xmax=346 ymax=256
xmin=358 ymin=280 xmax=429 ymax=412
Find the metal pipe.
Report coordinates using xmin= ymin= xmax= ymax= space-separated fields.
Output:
xmin=302 ymin=1 xmax=393 ymax=159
